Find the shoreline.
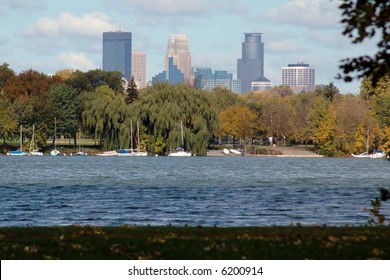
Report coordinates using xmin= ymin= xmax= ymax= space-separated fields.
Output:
xmin=207 ymin=146 xmax=323 ymax=158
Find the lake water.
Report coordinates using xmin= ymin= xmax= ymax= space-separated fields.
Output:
xmin=0 ymin=156 xmax=389 ymax=227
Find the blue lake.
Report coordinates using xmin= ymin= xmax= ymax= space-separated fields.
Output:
xmin=0 ymin=156 xmax=389 ymax=227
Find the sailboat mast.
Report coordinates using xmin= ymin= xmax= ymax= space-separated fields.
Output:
xmin=137 ymin=121 xmax=140 ymax=151
xmin=366 ymin=129 xmax=369 ymax=154
xmin=54 ymin=117 xmax=57 ymax=150
xmin=180 ymin=121 xmax=184 ymax=148
xmin=130 ymin=120 xmax=133 ymax=151
xmin=30 ymin=124 xmax=35 ymax=152
xmin=20 ymin=125 xmax=23 ymax=151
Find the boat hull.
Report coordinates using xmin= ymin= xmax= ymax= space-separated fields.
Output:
xmin=7 ymin=150 xmax=29 ymax=156
xmin=168 ymin=151 xmax=192 ymax=157
xmin=96 ymin=151 xmax=118 ymax=156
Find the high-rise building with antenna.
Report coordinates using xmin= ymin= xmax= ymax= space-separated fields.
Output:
xmin=164 ymin=34 xmax=192 ymax=83
xmin=102 ymin=31 xmax=132 ymax=81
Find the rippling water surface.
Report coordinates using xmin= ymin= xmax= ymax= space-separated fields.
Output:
xmin=1 ymin=156 xmax=389 ymax=226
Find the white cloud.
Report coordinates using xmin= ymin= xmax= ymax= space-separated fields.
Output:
xmin=23 ymin=12 xmax=112 ymax=38
xmin=57 ymin=52 xmax=95 ymax=71
xmin=265 ymin=0 xmax=340 ymax=29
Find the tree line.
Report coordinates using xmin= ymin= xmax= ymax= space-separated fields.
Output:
xmin=0 ymin=62 xmax=389 ymax=156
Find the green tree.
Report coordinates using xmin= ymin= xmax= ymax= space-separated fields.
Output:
xmin=0 ymin=62 xmax=15 ymax=92
xmin=125 ymin=76 xmax=139 ymax=104
xmin=316 ymin=82 xmax=340 ymax=102
xmin=373 ymin=95 xmax=390 ymax=129
xmin=66 ymin=69 xmax=124 ymax=93
xmin=131 ymin=83 xmax=217 ymax=155
xmin=50 ymin=84 xmax=81 ymax=145
xmin=338 ymin=0 xmax=390 ymax=85
xmin=0 ymin=96 xmax=18 ymax=144
xmin=208 ymin=86 xmax=242 ymax=114
xmin=82 ymin=85 xmax=130 ymax=150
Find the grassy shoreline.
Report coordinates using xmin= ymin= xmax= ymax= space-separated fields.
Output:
xmin=1 ymin=225 xmax=389 ymax=259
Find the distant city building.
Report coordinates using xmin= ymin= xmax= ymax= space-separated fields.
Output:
xmin=132 ymin=51 xmax=146 ymax=89
xmin=193 ymin=67 xmax=241 ymax=94
xmin=165 ymin=34 xmax=192 ymax=83
xmin=282 ymin=62 xmax=315 ymax=93
xmin=231 ymin=79 xmax=242 ymax=94
xmin=237 ymin=33 xmax=270 ymax=94
xmin=251 ymin=77 xmax=274 ymax=91
xmin=152 ymin=57 xmax=184 ymax=85
xmin=102 ymin=31 xmax=132 ymax=81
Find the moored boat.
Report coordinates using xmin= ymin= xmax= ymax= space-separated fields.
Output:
xmin=96 ymin=150 xmax=118 ymax=156
xmin=168 ymin=121 xmax=192 ymax=157
xmin=7 ymin=125 xmax=29 ymax=156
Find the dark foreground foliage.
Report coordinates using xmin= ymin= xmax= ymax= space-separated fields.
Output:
xmin=1 ymin=225 xmax=390 ymax=260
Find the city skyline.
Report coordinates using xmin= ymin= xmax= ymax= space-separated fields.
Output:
xmin=0 ymin=0 xmax=379 ymax=94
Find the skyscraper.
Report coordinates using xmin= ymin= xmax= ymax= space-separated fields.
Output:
xmin=102 ymin=31 xmax=132 ymax=81
xmin=282 ymin=62 xmax=315 ymax=86
xmin=237 ymin=33 xmax=267 ymax=94
xmin=282 ymin=62 xmax=315 ymax=93
xmin=132 ymin=51 xmax=146 ymax=89
xmin=164 ymin=34 xmax=192 ymax=83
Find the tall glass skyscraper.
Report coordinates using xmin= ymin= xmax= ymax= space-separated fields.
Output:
xmin=164 ymin=34 xmax=192 ymax=83
xmin=237 ymin=33 xmax=265 ymax=94
xmin=102 ymin=31 xmax=132 ymax=81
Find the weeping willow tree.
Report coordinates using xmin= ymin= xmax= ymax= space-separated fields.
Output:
xmin=81 ymin=85 xmax=131 ymax=150
xmin=131 ymin=83 xmax=218 ymax=155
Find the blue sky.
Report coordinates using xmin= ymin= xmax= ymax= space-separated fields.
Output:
xmin=0 ymin=0 xmax=379 ymax=93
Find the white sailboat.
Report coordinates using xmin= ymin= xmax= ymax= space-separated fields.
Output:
xmin=133 ymin=121 xmax=147 ymax=156
xmin=351 ymin=129 xmax=386 ymax=158
xmin=29 ymin=124 xmax=43 ymax=156
xmin=7 ymin=125 xmax=29 ymax=156
xmin=74 ymin=131 xmax=87 ymax=156
xmin=50 ymin=117 xmax=61 ymax=156
xmin=168 ymin=121 xmax=192 ymax=157
xmin=118 ymin=121 xmax=147 ymax=156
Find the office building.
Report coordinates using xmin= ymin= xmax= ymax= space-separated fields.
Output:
xmin=237 ymin=33 xmax=270 ymax=94
xmin=152 ymin=57 xmax=184 ymax=85
xmin=132 ymin=51 xmax=146 ymax=89
xmin=193 ymin=67 xmax=241 ymax=94
xmin=165 ymin=34 xmax=192 ymax=83
xmin=251 ymin=77 xmax=274 ymax=91
xmin=282 ymin=62 xmax=315 ymax=93
xmin=103 ymin=31 xmax=132 ymax=81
